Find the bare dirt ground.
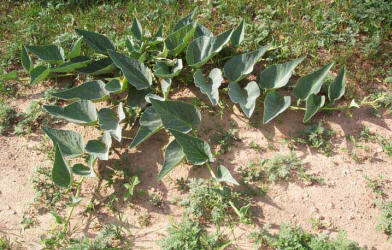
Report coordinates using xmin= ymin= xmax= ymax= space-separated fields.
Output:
xmin=1 ymin=83 xmax=392 ymax=249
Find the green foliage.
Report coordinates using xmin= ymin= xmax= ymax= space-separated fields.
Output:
xmin=294 ymin=122 xmax=335 ymax=155
xmin=159 ymin=217 xmax=229 ymax=250
xmin=376 ymin=201 xmax=392 ymax=240
xmin=0 ymin=100 xmax=17 ymax=134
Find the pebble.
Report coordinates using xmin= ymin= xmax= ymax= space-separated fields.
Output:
xmin=327 ymin=202 xmax=335 ymax=209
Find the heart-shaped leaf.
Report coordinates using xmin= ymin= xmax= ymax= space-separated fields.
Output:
xmin=43 ymin=100 xmax=98 ymax=125
xmin=129 ymin=107 xmax=163 ymax=148
xmin=50 ymin=58 xmax=91 ymax=73
xmin=67 ymin=37 xmax=83 ymax=59
xmin=52 ymin=144 xmax=72 ymax=188
xmin=304 ymin=94 xmax=325 ymax=123
xmin=186 ymin=29 xmax=233 ymax=68
xmin=98 ymin=103 xmax=124 ymax=142
xmin=76 ymin=57 xmax=117 ymax=76
xmin=43 ymin=127 xmax=84 ymax=158
xmin=150 ymin=99 xmax=201 ymax=133
xmin=230 ymin=19 xmax=245 ymax=47
xmin=293 ymin=62 xmax=334 ymax=100
xmin=21 ymin=46 xmax=32 ymax=72
xmin=216 ymin=165 xmax=239 ymax=185
xmin=85 ymin=132 xmax=112 ymax=160
xmin=228 ymin=81 xmax=260 ymax=118
xmin=108 ymin=50 xmax=152 ymax=90
xmin=193 ymin=68 xmax=223 ymax=106
xmin=328 ymin=66 xmax=346 ymax=101
xmin=169 ymin=129 xmax=213 ymax=165
xmin=258 ymin=57 xmax=305 ymax=90
xmin=51 ymin=80 xmax=109 ymax=101
xmin=130 ymin=17 xmax=143 ymax=41
xmin=165 ymin=21 xmax=197 ymax=56
xmin=153 ymin=59 xmax=183 ymax=78
xmin=173 ymin=7 xmax=198 ymax=31
xmin=224 ymin=45 xmax=270 ymax=82
xmin=25 ymin=45 xmax=64 ymax=63
xmin=263 ymin=91 xmax=291 ymax=124
xmin=30 ymin=65 xmax=50 ymax=85
xmin=194 ymin=24 xmax=213 ymax=38
xmin=158 ymin=139 xmax=185 ymax=180
xmin=75 ymin=29 xmax=115 ymax=55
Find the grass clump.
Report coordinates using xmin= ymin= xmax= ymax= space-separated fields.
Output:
xmin=250 ymin=224 xmax=361 ymax=250
xmin=159 ymin=217 xmax=230 ymax=250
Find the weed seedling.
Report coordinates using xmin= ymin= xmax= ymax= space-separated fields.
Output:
xmin=294 ymin=122 xmax=335 ymax=155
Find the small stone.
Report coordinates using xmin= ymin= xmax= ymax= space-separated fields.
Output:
xmin=327 ymin=203 xmax=335 ymax=209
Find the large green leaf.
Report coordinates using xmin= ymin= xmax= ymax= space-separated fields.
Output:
xmin=230 ymin=19 xmax=245 ymax=47
xmin=25 ymin=45 xmax=64 ymax=63
xmin=158 ymin=139 xmax=185 ymax=180
xmin=194 ymin=24 xmax=213 ymax=38
xmin=72 ymin=163 xmax=96 ymax=177
xmin=169 ymin=129 xmax=213 ymax=165
xmin=150 ymin=99 xmax=201 ymax=133
xmin=50 ymin=58 xmax=91 ymax=73
xmin=293 ymin=62 xmax=335 ymax=100
xmin=165 ymin=21 xmax=197 ymax=56
xmin=76 ymin=57 xmax=117 ymax=76
xmin=153 ymin=59 xmax=183 ymax=78
xmin=129 ymin=107 xmax=163 ymax=148
xmin=328 ymin=66 xmax=346 ymax=102
xmin=105 ymin=79 xmax=127 ymax=94
xmin=228 ymin=81 xmax=260 ymax=118
xmin=193 ymin=68 xmax=223 ymax=106
xmin=43 ymin=100 xmax=98 ymax=125
xmin=75 ymin=29 xmax=115 ymax=55
xmin=52 ymin=144 xmax=72 ymax=188
xmin=126 ymin=85 xmax=150 ymax=109
xmin=21 ymin=46 xmax=32 ymax=72
xmin=130 ymin=17 xmax=143 ymax=41
xmin=43 ymin=127 xmax=84 ymax=158
xmin=224 ymin=45 xmax=270 ymax=82
xmin=258 ymin=57 xmax=305 ymax=90
xmin=173 ymin=7 xmax=198 ymax=31
xmin=67 ymin=37 xmax=83 ymax=59
xmin=263 ymin=91 xmax=291 ymax=124
xmin=98 ymin=103 xmax=125 ymax=142
xmin=108 ymin=50 xmax=152 ymax=90
xmin=30 ymin=65 xmax=50 ymax=85
xmin=216 ymin=165 xmax=239 ymax=185
xmin=304 ymin=94 xmax=325 ymax=123
xmin=186 ymin=29 xmax=233 ymax=68
xmin=85 ymin=132 xmax=112 ymax=160
xmin=51 ymin=80 xmax=109 ymax=101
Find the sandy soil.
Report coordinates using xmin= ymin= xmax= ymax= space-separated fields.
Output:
xmin=1 ymin=83 xmax=391 ymax=249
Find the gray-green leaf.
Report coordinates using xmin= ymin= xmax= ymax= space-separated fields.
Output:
xmin=25 ymin=45 xmax=64 ymax=63
xmin=67 ymin=37 xmax=83 ymax=59
xmin=165 ymin=21 xmax=197 ymax=56
xmin=43 ymin=127 xmax=84 ymax=158
xmin=72 ymin=163 xmax=96 ymax=177
xmin=52 ymin=144 xmax=72 ymax=188
xmin=105 ymin=79 xmax=127 ymax=94
xmin=108 ymin=50 xmax=152 ymax=90
xmin=224 ymin=45 xmax=270 ymax=82
xmin=30 ymin=65 xmax=50 ymax=85
xmin=43 ymin=100 xmax=98 ymax=125
xmin=193 ymin=68 xmax=223 ymax=106
xmin=153 ymin=59 xmax=183 ymax=78
xmin=186 ymin=29 xmax=233 ymax=68
xmin=328 ymin=66 xmax=346 ymax=101
xmin=130 ymin=17 xmax=143 ymax=41
xmin=194 ymin=24 xmax=213 ymax=38
xmin=21 ymin=46 xmax=32 ymax=72
xmin=230 ymin=19 xmax=245 ymax=47
xmin=228 ymin=81 xmax=260 ymax=118
xmin=75 ymin=29 xmax=115 ymax=55
xmin=52 ymin=80 xmax=109 ymax=101
xmin=173 ymin=7 xmax=198 ymax=31
xmin=216 ymin=165 xmax=239 ymax=185
xmin=150 ymin=99 xmax=201 ymax=133
xmin=263 ymin=91 xmax=291 ymax=124
xmin=76 ymin=57 xmax=117 ymax=76
xmin=126 ymin=85 xmax=150 ymax=109
xmin=293 ymin=62 xmax=334 ymax=100
xmin=50 ymin=58 xmax=91 ymax=73
xmin=158 ymin=139 xmax=185 ymax=180
xmin=160 ymin=78 xmax=172 ymax=99
xmin=85 ymin=132 xmax=112 ymax=160
xmin=98 ymin=108 xmax=121 ymax=142
xmin=129 ymin=107 xmax=163 ymax=148
xmin=258 ymin=57 xmax=305 ymax=90
xmin=304 ymin=94 xmax=325 ymax=123
xmin=169 ymin=129 xmax=213 ymax=165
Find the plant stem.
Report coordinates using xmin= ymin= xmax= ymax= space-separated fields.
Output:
xmin=60 ymin=177 xmax=84 ymax=236
xmin=205 ymin=162 xmax=244 ymax=220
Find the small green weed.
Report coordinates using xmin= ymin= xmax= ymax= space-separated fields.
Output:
xmin=0 ymin=100 xmax=17 ymax=135
xmin=238 ymin=161 xmax=268 ymax=196
xmin=210 ymin=126 xmax=240 ymax=156
xmin=365 ymin=175 xmax=384 ymax=196
xmin=137 ymin=212 xmax=151 ymax=227
xmin=0 ymin=236 xmax=12 ymax=250
xmin=293 ymin=122 xmax=335 ymax=155
xmin=376 ymin=201 xmax=392 ymax=240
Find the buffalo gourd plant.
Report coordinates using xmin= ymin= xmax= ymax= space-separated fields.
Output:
xmin=22 ymin=8 xmax=357 ymax=237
